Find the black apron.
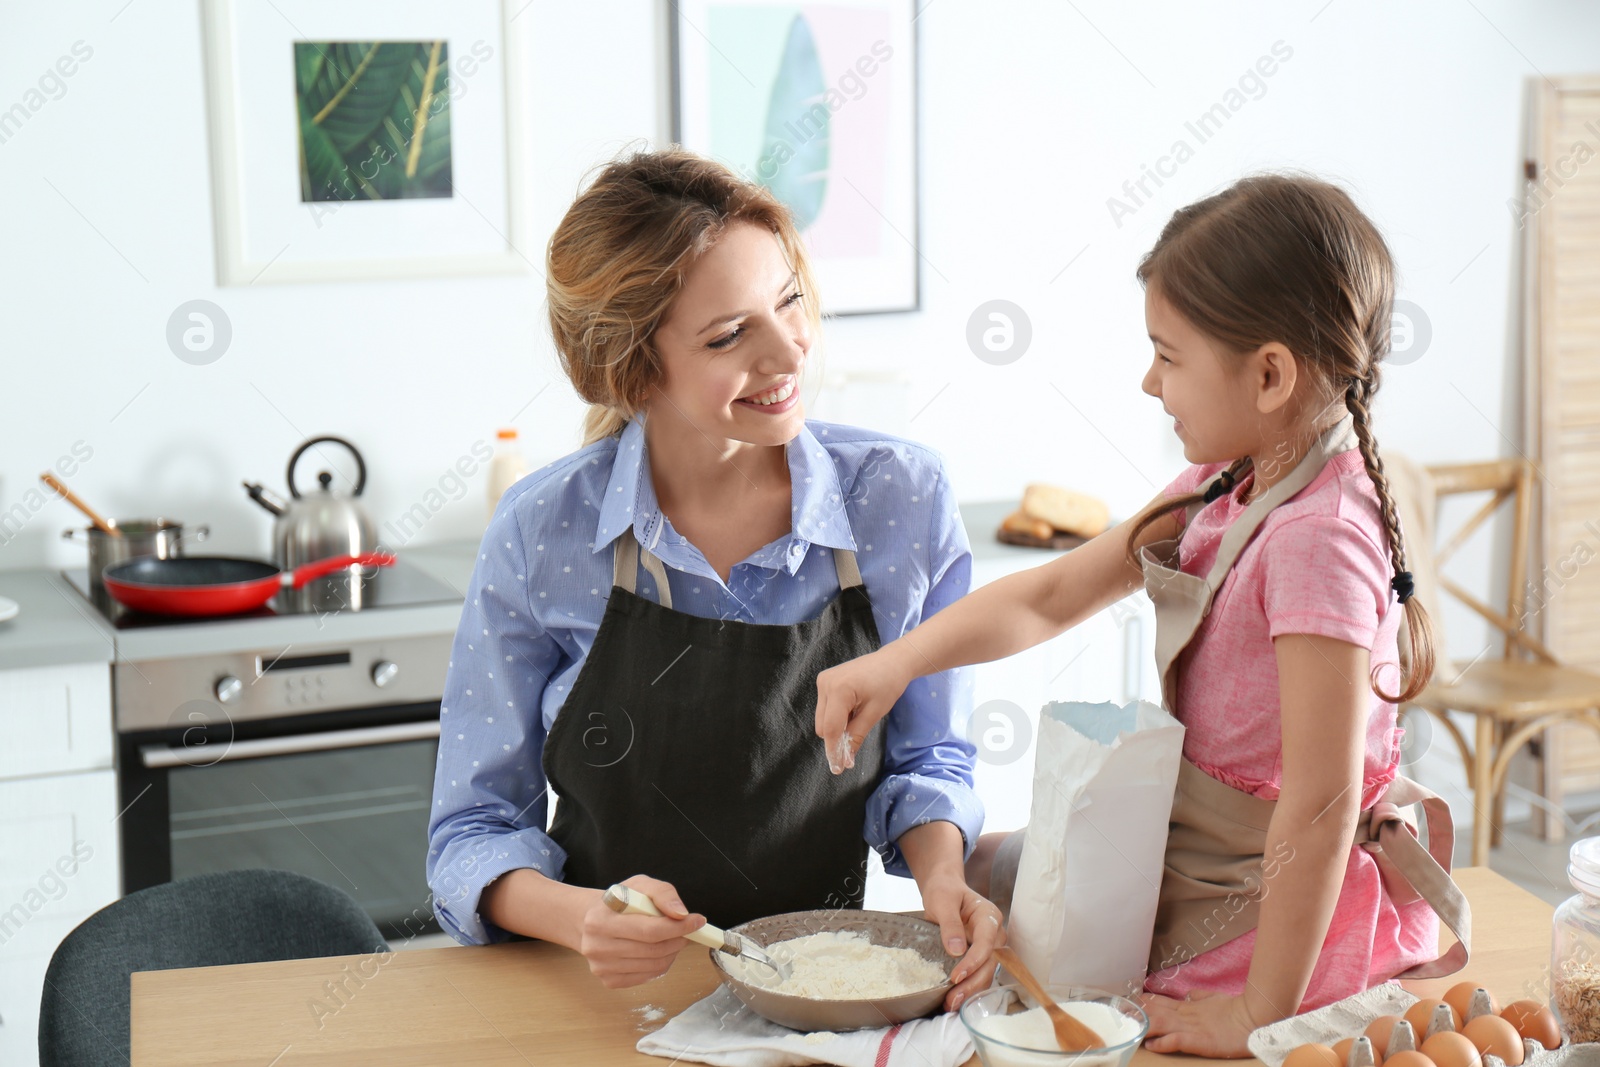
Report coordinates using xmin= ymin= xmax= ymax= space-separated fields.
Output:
xmin=542 ymin=533 xmax=887 ymax=928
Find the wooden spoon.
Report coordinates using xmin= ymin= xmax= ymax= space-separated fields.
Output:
xmin=40 ymin=472 xmax=119 ymax=537
xmin=993 ymin=945 xmax=1104 ymax=1052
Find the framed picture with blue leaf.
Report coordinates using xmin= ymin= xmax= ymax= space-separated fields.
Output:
xmin=673 ymin=0 xmax=919 ymax=315
xmin=201 ymin=0 xmax=531 ymax=284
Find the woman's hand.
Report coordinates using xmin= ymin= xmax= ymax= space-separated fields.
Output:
xmin=576 ymin=875 xmax=706 ymax=988
xmin=920 ymin=872 xmax=1006 ymax=1013
xmin=1139 ymin=989 xmax=1261 ymax=1058
xmin=814 ymin=646 xmax=916 ymax=773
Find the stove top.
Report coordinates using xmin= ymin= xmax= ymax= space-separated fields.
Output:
xmin=65 ymin=558 xmax=462 ymax=630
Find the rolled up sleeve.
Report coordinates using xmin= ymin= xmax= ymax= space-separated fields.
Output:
xmin=864 ymin=464 xmax=984 ymax=877
xmin=427 ymin=507 xmax=568 ymax=944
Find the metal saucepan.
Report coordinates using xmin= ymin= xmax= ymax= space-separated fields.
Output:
xmin=100 ymin=552 xmax=395 ymax=617
xmin=62 ymin=519 xmax=210 ymax=588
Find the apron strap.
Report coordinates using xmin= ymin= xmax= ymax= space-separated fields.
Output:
xmin=612 ymin=534 xmax=673 ymax=610
xmin=833 ymin=548 xmax=864 ymax=590
xmin=616 ymin=536 xmax=862 ymax=605
xmin=1197 ymin=417 xmax=1358 ymax=595
xmin=1357 ymin=774 xmax=1473 ymax=978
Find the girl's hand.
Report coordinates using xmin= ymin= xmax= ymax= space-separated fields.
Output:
xmin=919 ymin=873 xmax=1005 ymax=1013
xmin=815 ymin=647 xmax=915 ymax=773
xmin=576 ymin=875 xmax=706 ymax=988
xmin=1138 ymin=989 xmax=1261 ymax=1058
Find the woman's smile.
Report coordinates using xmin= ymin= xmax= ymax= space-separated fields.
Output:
xmin=734 ymin=375 xmax=799 ymax=412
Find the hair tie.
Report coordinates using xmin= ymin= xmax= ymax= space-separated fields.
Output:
xmin=1392 ymin=571 xmax=1415 ymax=604
xmin=1202 ymin=469 xmax=1236 ymax=503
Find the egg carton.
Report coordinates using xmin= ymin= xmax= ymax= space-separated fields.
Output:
xmin=1521 ymin=1045 xmax=1600 ymax=1067
xmin=1248 ymin=986 xmax=1588 ymax=1067
xmin=1248 ymin=984 xmax=1420 ymax=1066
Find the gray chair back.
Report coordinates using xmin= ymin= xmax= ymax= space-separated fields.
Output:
xmin=39 ymin=868 xmax=386 ymax=1067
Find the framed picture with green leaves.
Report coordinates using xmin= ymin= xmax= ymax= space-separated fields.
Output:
xmin=673 ymin=0 xmax=919 ymax=315
xmin=202 ymin=0 xmax=531 ymax=284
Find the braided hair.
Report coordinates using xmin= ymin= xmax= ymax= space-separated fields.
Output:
xmin=1123 ymin=173 xmax=1436 ymax=703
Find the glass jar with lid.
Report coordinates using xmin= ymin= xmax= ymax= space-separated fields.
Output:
xmin=1553 ymin=836 xmax=1600 ymax=1043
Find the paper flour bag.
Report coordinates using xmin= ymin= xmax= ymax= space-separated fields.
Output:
xmin=1006 ymin=699 xmax=1184 ymax=998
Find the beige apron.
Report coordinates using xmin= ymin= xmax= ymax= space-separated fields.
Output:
xmin=1142 ymin=415 xmax=1470 ymax=979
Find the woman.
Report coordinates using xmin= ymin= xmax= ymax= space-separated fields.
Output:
xmin=427 ymin=147 xmax=1001 ymax=1011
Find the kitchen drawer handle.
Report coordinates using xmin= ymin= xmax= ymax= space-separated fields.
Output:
xmin=139 ymin=720 xmax=442 ymax=768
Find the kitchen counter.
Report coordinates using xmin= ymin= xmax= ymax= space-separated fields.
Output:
xmin=0 ymin=569 xmax=116 ymax=670
xmin=398 ymin=499 xmax=1065 ymax=583
xmin=396 ymin=499 xmax=1073 ymax=586
xmin=398 ymin=537 xmax=482 ymax=592
xmin=104 ymin=590 xmax=466 ymax=664
xmin=0 ymin=500 xmax=1065 ymax=668
xmin=130 ymin=867 xmax=1537 ymax=1067
xmin=0 ymin=548 xmax=478 ymax=667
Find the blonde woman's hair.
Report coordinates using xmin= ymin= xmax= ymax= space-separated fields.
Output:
xmin=1123 ymin=172 xmax=1436 ymax=704
xmin=546 ymin=145 xmax=824 ymax=445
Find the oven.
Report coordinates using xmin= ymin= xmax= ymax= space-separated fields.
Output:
xmin=71 ymin=562 xmax=460 ymax=943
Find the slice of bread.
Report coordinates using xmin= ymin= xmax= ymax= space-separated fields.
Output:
xmin=1000 ymin=509 xmax=1055 ymax=541
xmin=1020 ymin=483 xmax=1110 ymax=538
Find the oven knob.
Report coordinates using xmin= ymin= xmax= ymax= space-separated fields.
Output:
xmin=371 ymin=660 xmax=399 ymax=688
xmin=214 ymin=675 xmax=243 ymax=705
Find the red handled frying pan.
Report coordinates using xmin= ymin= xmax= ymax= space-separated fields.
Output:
xmin=101 ymin=552 xmax=396 ymax=617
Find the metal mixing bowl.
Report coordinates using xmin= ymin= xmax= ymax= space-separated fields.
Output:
xmin=709 ymin=909 xmax=958 ymax=1033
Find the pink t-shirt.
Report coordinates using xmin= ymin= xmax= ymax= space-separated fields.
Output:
xmin=1141 ymin=449 xmax=1441 ymax=1010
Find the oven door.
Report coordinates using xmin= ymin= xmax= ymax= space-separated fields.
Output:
xmin=119 ymin=705 xmax=441 ymax=942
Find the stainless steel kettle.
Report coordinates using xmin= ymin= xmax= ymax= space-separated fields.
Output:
xmin=243 ymin=436 xmax=378 ymax=570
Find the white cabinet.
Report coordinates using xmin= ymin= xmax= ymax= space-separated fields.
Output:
xmin=864 ymin=523 xmax=1160 ymax=912
xmin=0 ymin=656 xmax=119 ymax=1067
xmin=0 ymin=662 xmax=113 ymax=781
xmin=0 ymin=768 xmax=120 ymax=1067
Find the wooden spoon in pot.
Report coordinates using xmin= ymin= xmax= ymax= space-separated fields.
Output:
xmin=40 ymin=472 xmax=119 ymax=536
xmin=993 ymin=945 xmax=1104 ymax=1052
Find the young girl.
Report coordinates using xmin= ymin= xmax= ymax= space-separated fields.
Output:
xmin=814 ymin=173 xmax=1468 ymax=1054
xmin=427 ymin=147 xmax=1002 ymax=1012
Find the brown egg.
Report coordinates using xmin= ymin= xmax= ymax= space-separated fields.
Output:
xmin=1501 ymin=1000 xmax=1560 ymax=1051
xmin=1366 ymin=1014 xmax=1404 ymax=1059
xmin=1445 ymin=983 xmax=1497 ymax=1022
xmin=1285 ymin=1044 xmax=1345 ymax=1067
xmin=1421 ymin=1030 xmax=1482 ymax=1067
xmin=1461 ymin=1014 xmax=1525 ymax=1066
xmin=1406 ymin=999 xmax=1463 ymax=1038
xmin=1333 ymin=1038 xmax=1356 ymax=1066
xmin=1385 ymin=1052 xmax=1440 ymax=1067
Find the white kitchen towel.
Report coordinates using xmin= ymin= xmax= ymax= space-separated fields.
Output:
xmin=636 ymin=986 xmax=975 ymax=1067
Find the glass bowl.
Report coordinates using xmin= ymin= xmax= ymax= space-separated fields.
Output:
xmin=959 ymin=984 xmax=1149 ymax=1067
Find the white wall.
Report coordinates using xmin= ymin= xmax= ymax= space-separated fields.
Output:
xmin=4 ymin=0 xmax=1599 ymax=682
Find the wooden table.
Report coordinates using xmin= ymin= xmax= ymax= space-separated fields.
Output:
xmin=131 ymin=868 xmax=1552 ymax=1066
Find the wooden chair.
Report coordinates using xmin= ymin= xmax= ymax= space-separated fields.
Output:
xmin=1395 ymin=457 xmax=1600 ymax=867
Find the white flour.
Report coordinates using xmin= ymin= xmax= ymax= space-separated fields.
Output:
xmin=722 ymin=930 xmax=946 ymax=1000
xmin=971 ymin=1002 xmax=1141 ymax=1067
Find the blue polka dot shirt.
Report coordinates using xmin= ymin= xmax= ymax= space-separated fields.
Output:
xmin=427 ymin=418 xmax=982 ymax=944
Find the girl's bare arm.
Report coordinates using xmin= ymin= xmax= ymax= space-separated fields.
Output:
xmin=816 ymin=502 xmax=1179 ymax=755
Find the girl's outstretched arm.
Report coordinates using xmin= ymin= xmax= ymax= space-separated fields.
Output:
xmin=1141 ymin=632 xmax=1369 ymax=1057
xmin=815 ymin=502 xmax=1180 ymax=768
